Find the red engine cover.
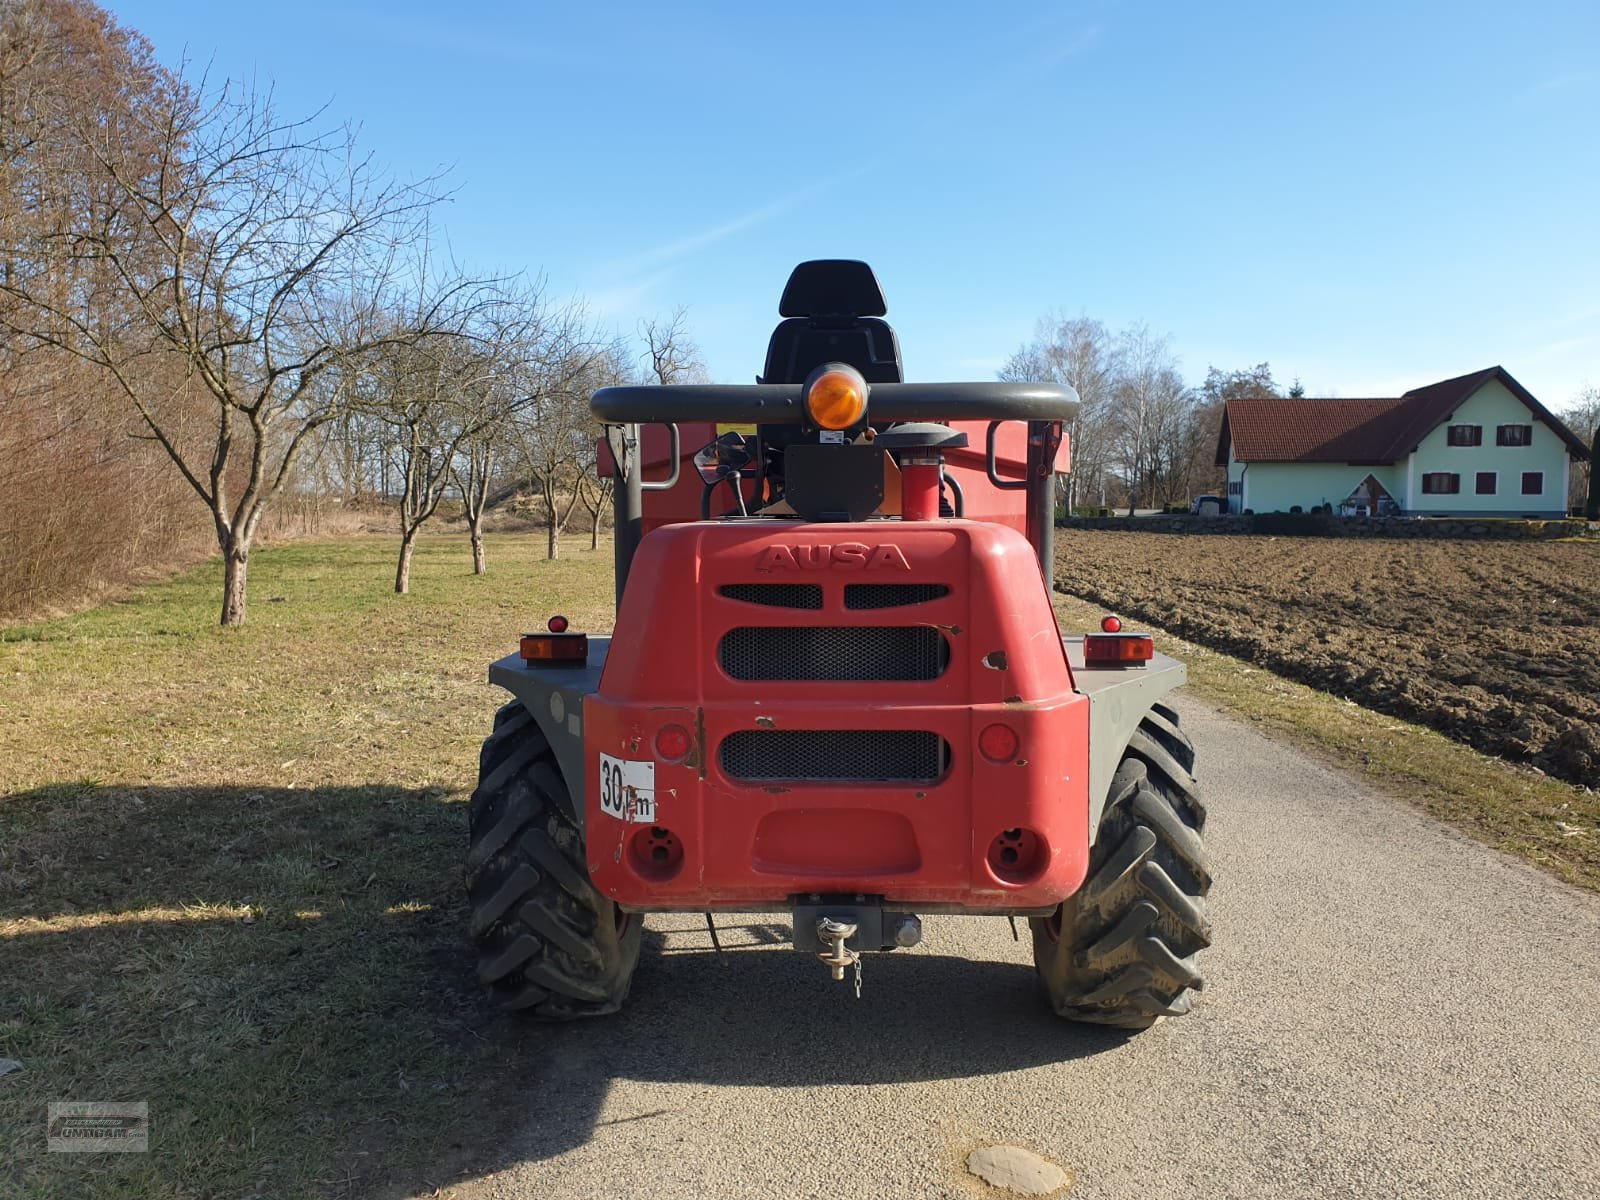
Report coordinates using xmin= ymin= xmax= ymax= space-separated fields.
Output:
xmin=583 ymin=520 xmax=1090 ymax=910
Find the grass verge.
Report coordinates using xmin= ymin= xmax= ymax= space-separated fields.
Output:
xmin=1052 ymin=589 xmax=1600 ymax=891
xmin=2 ymin=533 xmax=616 ymax=1199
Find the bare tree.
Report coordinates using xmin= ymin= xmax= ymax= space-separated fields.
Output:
xmin=365 ymin=290 xmax=544 ymax=592
xmin=504 ymin=311 xmax=619 ymax=561
xmin=1001 ymin=315 xmax=1116 ymax=512
xmin=316 ymin=407 xmax=394 ymax=505
xmin=365 ymin=338 xmax=465 ymax=594
xmin=1556 ymin=387 xmax=1599 ymax=516
xmin=0 ymin=1 xmax=216 ymax=614
xmin=1192 ymin=364 xmax=1280 ymax=501
xmin=0 ymin=56 xmax=481 ymax=623
xmin=1107 ymin=326 xmax=1188 ymax=513
xmin=455 ymin=429 xmax=495 ymax=573
xmin=641 ymin=306 xmax=709 ymax=385
xmin=573 ymin=340 xmax=637 ymax=548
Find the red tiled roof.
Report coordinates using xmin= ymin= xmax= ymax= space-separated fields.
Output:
xmin=1216 ymin=366 xmax=1590 ymax=465
xmin=1217 ymin=397 xmax=1409 ymax=464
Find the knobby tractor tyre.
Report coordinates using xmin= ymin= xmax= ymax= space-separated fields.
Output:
xmin=1031 ymin=701 xmax=1211 ymax=1029
xmin=465 ymin=701 xmax=642 ymax=1018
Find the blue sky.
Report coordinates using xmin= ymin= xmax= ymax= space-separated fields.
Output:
xmin=112 ymin=1 xmax=1598 ymax=405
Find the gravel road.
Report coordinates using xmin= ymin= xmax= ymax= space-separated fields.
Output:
xmin=437 ymin=696 xmax=1600 ymax=1200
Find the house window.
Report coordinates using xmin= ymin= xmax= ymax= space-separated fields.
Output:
xmin=1521 ymin=471 xmax=1543 ymax=496
xmin=1421 ymin=472 xmax=1460 ymax=495
xmin=1475 ymin=472 xmax=1496 ymax=495
xmin=1496 ymin=424 xmax=1533 ymax=446
xmin=1446 ymin=424 xmax=1482 ymax=446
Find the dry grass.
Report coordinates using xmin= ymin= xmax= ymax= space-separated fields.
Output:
xmin=1 ymin=533 xmax=615 ymax=1199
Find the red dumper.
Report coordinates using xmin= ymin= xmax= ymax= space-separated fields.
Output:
xmin=465 ymin=261 xmax=1211 ymax=1029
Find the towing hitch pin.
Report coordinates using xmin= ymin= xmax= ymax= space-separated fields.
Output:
xmin=815 ymin=917 xmax=861 ymax=997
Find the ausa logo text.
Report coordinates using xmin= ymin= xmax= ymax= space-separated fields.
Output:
xmin=755 ymin=542 xmax=911 ymax=572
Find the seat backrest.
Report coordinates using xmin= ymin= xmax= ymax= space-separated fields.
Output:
xmin=760 ymin=316 xmax=903 ymax=384
xmin=758 ymin=259 xmax=904 ymax=384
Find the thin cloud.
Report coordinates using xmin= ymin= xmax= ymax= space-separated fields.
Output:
xmin=1036 ymin=22 xmax=1105 ymax=68
xmin=605 ymin=173 xmax=860 ymax=279
xmin=585 ymin=170 xmax=866 ymax=317
xmin=1523 ymin=71 xmax=1596 ymax=99
xmin=1529 ymin=332 xmax=1598 ymax=361
xmin=586 ymin=268 xmax=677 ymax=318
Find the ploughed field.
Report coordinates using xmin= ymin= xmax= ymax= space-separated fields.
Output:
xmin=1054 ymin=530 xmax=1600 ymax=788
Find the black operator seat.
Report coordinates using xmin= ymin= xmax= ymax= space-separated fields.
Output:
xmin=757 ymin=262 xmax=904 ymax=497
xmin=759 ymin=259 xmax=904 ymax=385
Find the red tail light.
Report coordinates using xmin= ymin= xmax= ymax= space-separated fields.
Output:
xmin=520 ymin=632 xmax=588 ymax=666
xmin=655 ymin=723 xmax=692 ymax=760
xmin=1083 ymin=633 xmax=1153 ymax=666
xmin=978 ymin=723 xmax=1020 ymax=763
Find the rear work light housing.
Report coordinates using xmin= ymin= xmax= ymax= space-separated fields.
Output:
xmin=1082 ymin=632 xmax=1154 ymax=668
xmin=520 ymin=631 xmax=589 ymax=667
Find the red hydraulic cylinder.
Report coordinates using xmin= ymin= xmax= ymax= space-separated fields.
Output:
xmin=901 ymin=458 xmax=941 ymax=521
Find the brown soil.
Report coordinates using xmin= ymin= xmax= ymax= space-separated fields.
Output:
xmin=1055 ymin=531 xmax=1600 ymax=788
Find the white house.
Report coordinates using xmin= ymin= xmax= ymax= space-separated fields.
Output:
xmin=1215 ymin=366 xmax=1588 ymax=518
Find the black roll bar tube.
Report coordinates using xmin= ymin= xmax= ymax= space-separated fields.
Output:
xmin=592 ymin=381 xmax=1078 ymax=425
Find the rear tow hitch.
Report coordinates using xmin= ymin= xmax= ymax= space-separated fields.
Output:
xmin=816 ymin=917 xmax=863 ymax=998
xmin=795 ymin=898 xmax=923 ymax=999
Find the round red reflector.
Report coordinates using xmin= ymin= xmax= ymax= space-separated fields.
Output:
xmin=655 ymin=723 xmax=692 ymax=760
xmin=548 ymin=614 xmax=569 ymax=633
xmin=1101 ymin=614 xmax=1122 ymax=633
xmin=978 ymin=723 xmax=1020 ymax=763
xmin=628 ymin=825 xmax=684 ymax=881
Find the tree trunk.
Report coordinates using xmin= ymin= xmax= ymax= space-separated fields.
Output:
xmin=1586 ymin=429 xmax=1600 ymax=520
xmin=395 ymin=532 xmax=417 ymax=594
xmin=590 ymin=514 xmax=600 ymax=551
xmin=469 ymin=519 xmax=486 ymax=574
xmin=221 ymin=543 xmax=249 ymax=626
xmin=547 ymin=514 xmax=559 ymax=561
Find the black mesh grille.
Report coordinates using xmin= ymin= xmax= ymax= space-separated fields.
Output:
xmin=718 ymin=583 xmax=823 ymax=610
xmin=720 ymin=730 xmax=948 ymax=782
xmin=719 ymin=626 xmax=947 ymax=681
xmin=844 ymin=583 xmax=951 ymax=610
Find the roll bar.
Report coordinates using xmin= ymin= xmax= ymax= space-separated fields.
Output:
xmin=601 ymin=380 xmax=1076 ymax=610
xmin=591 ymin=380 xmax=1079 ymax=424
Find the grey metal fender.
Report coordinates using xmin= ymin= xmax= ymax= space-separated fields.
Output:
xmin=1065 ymin=636 xmax=1188 ymax=842
xmin=486 ymin=637 xmax=610 ymax=835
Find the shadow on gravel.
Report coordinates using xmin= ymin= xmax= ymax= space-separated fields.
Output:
xmin=1 ymin=782 xmax=1124 ymax=1199
xmin=413 ymin=925 xmax=1132 ymax=1193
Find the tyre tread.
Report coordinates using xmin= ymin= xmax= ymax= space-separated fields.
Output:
xmin=465 ymin=701 xmax=641 ymax=1019
xmin=1031 ymin=706 xmax=1212 ymax=1030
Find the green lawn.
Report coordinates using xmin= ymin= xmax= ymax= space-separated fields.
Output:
xmin=1 ymin=533 xmax=616 ymax=1200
